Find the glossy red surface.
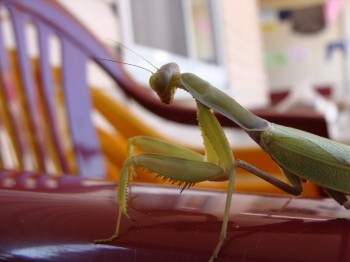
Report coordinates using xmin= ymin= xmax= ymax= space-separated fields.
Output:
xmin=1 ymin=170 xmax=350 ymax=261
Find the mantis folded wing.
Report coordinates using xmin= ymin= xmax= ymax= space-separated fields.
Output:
xmin=95 ymin=62 xmax=350 ymax=261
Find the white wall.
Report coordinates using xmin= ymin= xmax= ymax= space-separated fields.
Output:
xmin=58 ymin=0 xmax=120 ymax=46
xmin=260 ymin=1 xmax=346 ymax=101
xmin=221 ymin=0 xmax=269 ymax=108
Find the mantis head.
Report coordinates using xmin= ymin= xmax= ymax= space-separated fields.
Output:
xmin=149 ymin=63 xmax=180 ymax=104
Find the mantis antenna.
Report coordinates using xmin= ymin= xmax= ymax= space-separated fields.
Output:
xmin=110 ymin=40 xmax=159 ymax=70
xmin=97 ymin=58 xmax=154 ymax=74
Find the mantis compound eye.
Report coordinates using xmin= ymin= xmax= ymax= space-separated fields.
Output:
xmin=149 ymin=63 xmax=180 ymax=104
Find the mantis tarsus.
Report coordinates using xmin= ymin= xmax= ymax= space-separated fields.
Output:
xmin=95 ymin=60 xmax=350 ymax=261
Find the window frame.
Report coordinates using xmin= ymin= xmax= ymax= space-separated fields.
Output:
xmin=118 ymin=0 xmax=227 ymax=99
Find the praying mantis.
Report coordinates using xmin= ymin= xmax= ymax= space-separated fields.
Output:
xmin=95 ymin=59 xmax=350 ymax=261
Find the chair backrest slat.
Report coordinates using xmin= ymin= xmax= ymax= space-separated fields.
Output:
xmin=36 ymin=22 xmax=70 ymax=174
xmin=9 ymin=5 xmax=48 ymax=171
xmin=61 ymin=39 xmax=104 ymax=178
xmin=0 ymin=7 xmax=25 ymax=168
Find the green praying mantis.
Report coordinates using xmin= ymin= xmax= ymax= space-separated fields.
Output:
xmin=95 ymin=57 xmax=350 ymax=261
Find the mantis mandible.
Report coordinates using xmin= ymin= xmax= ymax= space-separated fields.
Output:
xmin=95 ymin=60 xmax=350 ymax=261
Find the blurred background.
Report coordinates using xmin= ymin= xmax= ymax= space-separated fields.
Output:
xmin=0 ymin=0 xmax=349 ymax=195
xmin=50 ymin=0 xmax=350 ymax=145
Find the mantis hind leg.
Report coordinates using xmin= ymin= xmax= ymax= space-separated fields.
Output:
xmin=209 ymin=162 xmax=303 ymax=260
xmin=323 ymin=187 xmax=350 ymax=209
xmin=209 ymin=165 xmax=236 ymax=262
xmin=236 ymin=160 xmax=303 ymax=196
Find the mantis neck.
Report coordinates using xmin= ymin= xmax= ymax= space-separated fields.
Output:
xmin=179 ymin=73 xmax=270 ymax=132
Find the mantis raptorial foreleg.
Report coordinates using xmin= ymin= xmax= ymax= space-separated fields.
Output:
xmin=126 ymin=136 xmax=204 ymax=162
